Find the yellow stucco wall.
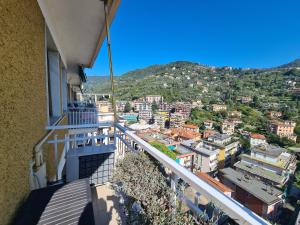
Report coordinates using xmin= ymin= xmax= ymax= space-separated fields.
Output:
xmin=218 ymin=148 xmax=225 ymax=169
xmin=0 ymin=1 xmax=68 ymax=224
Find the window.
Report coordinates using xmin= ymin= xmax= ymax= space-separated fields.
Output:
xmin=48 ymin=51 xmax=61 ymax=123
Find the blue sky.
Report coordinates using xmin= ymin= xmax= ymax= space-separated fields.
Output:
xmin=85 ymin=0 xmax=300 ymax=76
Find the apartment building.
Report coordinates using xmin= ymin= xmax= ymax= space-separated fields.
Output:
xmin=249 ymin=133 xmax=267 ymax=147
xmin=229 ymin=110 xmax=242 ymax=118
xmin=207 ymin=134 xmax=240 ymax=167
xmin=221 ymin=120 xmax=235 ymax=135
xmin=267 ymin=111 xmax=282 ymax=119
xmin=182 ymin=124 xmax=199 ymax=132
xmin=211 ymin=104 xmax=227 ymax=112
xmin=116 ymin=100 xmax=128 ymax=112
xmin=0 ymin=0 xmax=119 ymax=224
xmin=240 ymin=96 xmax=252 ymax=104
xmin=220 ymin=168 xmax=283 ymax=220
xmin=268 ymin=120 xmax=297 ymax=142
xmin=203 ymin=120 xmax=214 ymax=129
xmin=235 ymin=144 xmax=297 ymax=186
xmin=202 ymin=129 xmax=217 ymax=138
xmin=181 ymin=141 xmax=221 ymax=174
xmin=138 ymin=109 xmax=153 ymax=122
xmin=145 ymin=95 xmax=163 ymax=103
xmin=134 ymin=101 xmax=151 ymax=112
xmin=173 ymin=102 xmax=193 ymax=118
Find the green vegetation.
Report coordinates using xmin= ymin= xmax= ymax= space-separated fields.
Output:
xmin=84 ymin=60 xmax=300 ymax=144
xmin=150 ymin=141 xmax=177 ymax=160
xmin=124 ymin=101 xmax=132 ymax=113
xmin=113 ymin=152 xmax=195 ymax=224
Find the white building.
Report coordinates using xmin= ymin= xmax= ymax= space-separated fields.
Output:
xmin=249 ymin=133 xmax=267 ymax=147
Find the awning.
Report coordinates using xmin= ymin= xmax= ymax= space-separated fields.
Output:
xmin=37 ymin=0 xmax=120 ymax=69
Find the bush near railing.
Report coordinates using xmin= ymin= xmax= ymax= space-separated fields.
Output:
xmin=113 ymin=152 xmax=195 ymax=225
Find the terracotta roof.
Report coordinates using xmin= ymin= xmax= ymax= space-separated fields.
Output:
xmin=183 ymin=124 xmax=198 ymax=129
xmin=250 ymin=133 xmax=266 ymax=140
xmin=171 ymin=128 xmax=200 ymax=139
xmin=197 ymin=172 xmax=233 ymax=193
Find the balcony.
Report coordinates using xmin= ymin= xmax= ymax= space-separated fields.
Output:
xmin=27 ymin=109 xmax=273 ymax=225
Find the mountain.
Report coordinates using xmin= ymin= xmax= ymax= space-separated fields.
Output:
xmin=121 ymin=61 xmax=203 ymax=79
xmin=278 ymin=58 xmax=300 ymax=68
xmin=84 ymin=59 xmax=300 ymax=102
xmin=83 ymin=76 xmax=110 ymax=93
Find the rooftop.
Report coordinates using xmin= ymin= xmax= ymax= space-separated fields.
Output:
xmin=220 ymin=168 xmax=283 ymax=205
xmin=250 ymin=133 xmax=266 ymax=140
xmin=234 ymin=161 xmax=286 ymax=185
xmin=182 ymin=141 xmax=220 ymax=156
xmin=171 ymin=128 xmax=200 ymax=139
xmin=251 ymin=144 xmax=284 ymax=158
xmin=183 ymin=124 xmax=198 ymax=129
xmin=197 ymin=172 xmax=233 ymax=193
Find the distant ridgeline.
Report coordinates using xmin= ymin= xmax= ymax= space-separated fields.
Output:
xmin=83 ymin=59 xmax=300 ymax=102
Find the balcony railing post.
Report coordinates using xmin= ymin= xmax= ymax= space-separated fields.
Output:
xmin=170 ymin=172 xmax=178 ymax=217
xmin=54 ymin=134 xmax=58 ymax=181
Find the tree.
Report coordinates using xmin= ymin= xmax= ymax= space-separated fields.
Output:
xmin=113 ymin=152 xmax=194 ymax=225
xmin=124 ymin=101 xmax=132 ymax=113
xmin=151 ymin=100 xmax=158 ymax=112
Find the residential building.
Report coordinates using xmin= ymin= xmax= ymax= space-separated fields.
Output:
xmin=211 ymin=104 xmax=227 ymax=112
xmin=229 ymin=111 xmax=242 ymax=118
xmin=169 ymin=113 xmax=185 ymax=128
xmin=249 ymin=133 xmax=267 ymax=147
xmin=236 ymin=144 xmax=297 ymax=186
xmin=138 ymin=109 xmax=153 ymax=122
xmin=134 ymin=101 xmax=151 ymax=112
xmin=145 ymin=95 xmax=163 ymax=103
xmin=203 ymin=120 xmax=214 ymax=129
xmin=96 ymin=101 xmax=112 ymax=113
xmin=197 ymin=173 xmax=233 ymax=197
xmin=116 ymin=100 xmax=128 ymax=112
xmin=207 ymin=134 xmax=240 ymax=167
xmin=267 ymin=111 xmax=282 ymax=119
xmin=154 ymin=114 xmax=166 ymax=128
xmin=268 ymin=120 xmax=297 ymax=142
xmin=173 ymin=102 xmax=193 ymax=118
xmin=0 ymin=0 xmax=119 ymax=224
xmin=221 ymin=120 xmax=235 ymax=135
xmin=241 ymin=96 xmax=252 ymax=104
xmin=176 ymin=145 xmax=196 ymax=170
xmin=182 ymin=124 xmax=199 ymax=132
xmin=170 ymin=128 xmax=201 ymax=141
xmin=202 ymin=129 xmax=217 ymax=138
xmin=159 ymin=102 xmax=172 ymax=111
xmin=220 ymin=168 xmax=283 ymax=220
xmin=181 ymin=141 xmax=221 ymax=174
xmin=192 ymin=100 xmax=203 ymax=108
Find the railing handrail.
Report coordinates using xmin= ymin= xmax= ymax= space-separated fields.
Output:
xmin=115 ymin=123 xmax=271 ymax=225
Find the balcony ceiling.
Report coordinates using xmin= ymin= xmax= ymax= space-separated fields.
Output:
xmin=38 ymin=0 xmax=120 ymax=69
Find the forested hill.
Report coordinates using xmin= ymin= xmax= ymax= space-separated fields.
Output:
xmin=83 ymin=59 xmax=300 ymax=102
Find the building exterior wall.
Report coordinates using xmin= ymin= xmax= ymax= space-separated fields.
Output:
xmin=0 ymin=1 xmax=46 ymax=224
xmin=0 ymin=2 xmax=69 ymax=224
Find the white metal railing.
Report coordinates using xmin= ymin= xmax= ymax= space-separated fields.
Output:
xmin=42 ymin=121 xmax=271 ymax=225
xmin=114 ymin=123 xmax=271 ymax=225
xmin=67 ymin=108 xmax=98 ymax=125
xmin=47 ymin=132 xmax=115 ymax=181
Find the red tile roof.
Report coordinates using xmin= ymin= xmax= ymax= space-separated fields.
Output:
xmin=250 ymin=133 xmax=266 ymax=140
xmin=183 ymin=124 xmax=198 ymax=129
xmin=197 ymin=172 xmax=233 ymax=193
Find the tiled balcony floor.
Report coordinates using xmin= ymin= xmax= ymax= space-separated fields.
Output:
xmin=92 ymin=184 xmax=126 ymax=225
